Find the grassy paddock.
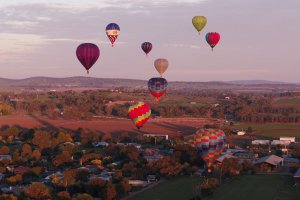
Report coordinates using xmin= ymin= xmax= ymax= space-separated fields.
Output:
xmin=206 ymin=175 xmax=300 ymax=200
xmin=129 ymin=175 xmax=300 ymax=200
xmin=129 ymin=176 xmax=201 ymax=200
xmin=233 ymin=123 xmax=300 ymax=139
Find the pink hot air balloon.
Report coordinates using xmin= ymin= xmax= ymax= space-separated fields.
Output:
xmin=76 ymin=43 xmax=100 ymax=74
xmin=205 ymin=32 xmax=220 ymax=51
xmin=141 ymin=42 xmax=152 ymax=56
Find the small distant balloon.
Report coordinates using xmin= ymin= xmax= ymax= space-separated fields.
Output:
xmin=148 ymin=77 xmax=168 ymax=101
xmin=76 ymin=43 xmax=100 ymax=74
xmin=141 ymin=42 xmax=152 ymax=56
xmin=154 ymin=58 xmax=169 ymax=77
xmin=206 ymin=32 xmax=220 ymax=51
xmin=128 ymin=102 xmax=151 ymax=130
xmin=106 ymin=23 xmax=120 ymax=47
xmin=192 ymin=16 xmax=207 ymax=34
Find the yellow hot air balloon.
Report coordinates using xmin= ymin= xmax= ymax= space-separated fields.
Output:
xmin=154 ymin=58 xmax=168 ymax=77
xmin=192 ymin=16 xmax=207 ymax=34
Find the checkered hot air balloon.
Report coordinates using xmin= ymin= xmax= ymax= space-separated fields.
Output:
xmin=106 ymin=23 xmax=120 ymax=47
xmin=148 ymin=77 xmax=168 ymax=101
xmin=128 ymin=102 xmax=151 ymax=130
xmin=194 ymin=129 xmax=226 ymax=171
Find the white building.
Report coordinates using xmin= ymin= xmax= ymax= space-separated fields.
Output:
xmin=271 ymin=140 xmax=290 ymax=146
xmin=251 ymin=140 xmax=270 ymax=145
xmin=237 ymin=131 xmax=246 ymax=136
xmin=280 ymin=136 xmax=296 ymax=143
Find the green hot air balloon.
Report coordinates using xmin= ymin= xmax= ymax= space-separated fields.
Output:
xmin=192 ymin=16 xmax=207 ymax=34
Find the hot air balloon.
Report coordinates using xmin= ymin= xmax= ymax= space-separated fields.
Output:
xmin=141 ymin=42 xmax=152 ymax=56
xmin=194 ymin=129 xmax=226 ymax=172
xmin=106 ymin=23 xmax=120 ymax=47
xmin=148 ymin=77 xmax=168 ymax=101
xmin=154 ymin=58 xmax=168 ymax=77
xmin=128 ymin=102 xmax=151 ymax=130
xmin=192 ymin=16 xmax=207 ymax=34
xmin=206 ymin=32 xmax=220 ymax=51
xmin=76 ymin=43 xmax=100 ymax=74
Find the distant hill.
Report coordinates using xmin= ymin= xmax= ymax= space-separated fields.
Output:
xmin=0 ymin=77 xmax=299 ymax=91
xmin=227 ymin=80 xmax=291 ymax=85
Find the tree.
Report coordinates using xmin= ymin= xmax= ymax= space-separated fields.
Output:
xmin=72 ymin=193 xmax=93 ymax=200
xmin=105 ymin=185 xmax=117 ymax=200
xmin=0 ymin=146 xmax=10 ymax=154
xmin=57 ymin=191 xmax=71 ymax=200
xmin=21 ymin=143 xmax=32 ymax=157
xmin=32 ymin=149 xmax=41 ymax=161
xmin=25 ymin=183 xmax=51 ymax=199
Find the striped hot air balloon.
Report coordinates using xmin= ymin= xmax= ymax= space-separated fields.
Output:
xmin=76 ymin=43 xmax=100 ymax=74
xmin=128 ymin=102 xmax=151 ymax=130
xmin=141 ymin=42 xmax=152 ymax=56
xmin=106 ymin=23 xmax=120 ymax=47
xmin=194 ymin=129 xmax=226 ymax=171
xmin=148 ymin=77 xmax=168 ymax=101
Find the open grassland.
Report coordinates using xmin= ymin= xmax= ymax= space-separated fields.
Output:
xmin=274 ymin=97 xmax=300 ymax=107
xmin=234 ymin=123 xmax=300 ymax=139
xmin=129 ymin=176 xmax=201 ymax=200
xmin=129 ymin=175 xmax=300 ymax=200
xmin=206 ymin=175 xmax=300 ymax=200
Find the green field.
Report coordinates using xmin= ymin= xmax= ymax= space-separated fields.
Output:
xmin=129 ymin=176 xmax=201 ymax=200
xmin=129 ymin=175 xmax=300 ymax=200
xmin=274 ymin=97 xmax=300 ymax=107
xmin=206 ymin=175 xmax=300 ymax=200
xmin=234 ymin=123 xmax=300 ymax=139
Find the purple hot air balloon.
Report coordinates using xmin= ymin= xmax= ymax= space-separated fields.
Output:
xmin=76 ymin=43 xmax=100 ymax=74
xmin=141 ymin=42 xmax=152 ymax=56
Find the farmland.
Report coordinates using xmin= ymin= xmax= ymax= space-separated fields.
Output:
xmin=233 ymin=123 xmax=300 ymax=139
xmin=129 ymin=175 xmax=300 ymax=200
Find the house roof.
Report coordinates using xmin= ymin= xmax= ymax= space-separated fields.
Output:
xmin=294 ymin=168 xmax=300 ymax=178
xmin=255 ymin=155 xmax=283 ymax=166
xmin=216 ymin=154 xmax=236 ymax=163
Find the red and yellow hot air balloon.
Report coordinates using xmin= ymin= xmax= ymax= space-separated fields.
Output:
xmin=205 ymin=32 xmax=220 ymax=51
xmin=194 ymin=129 xmax=226 ymax=172
xmin=128 ymin=102 xmax=151 ymax=130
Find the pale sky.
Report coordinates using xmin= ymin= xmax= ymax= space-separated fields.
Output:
xmin=0 ymin=0 xmax=299 ymax=82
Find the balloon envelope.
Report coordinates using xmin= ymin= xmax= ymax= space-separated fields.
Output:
xmin=192 ymin=16 xmax=207 ymax=33
xmin=128 ymin=102 xmax=151 ymax=129
xmin=141 ymin=42 xmax=152 ymax=56
xmin=148 ymin=77 xmax=168 ymax=100
xmin=106 ymin=23 xmax=120 ymax=46
xmin=76 ymin=43 xmax=100 ymax=73
xmin=194 ymin=129 xmax=226 ymax=167
xmin=154 ymin=58 xmax=169 ymax=77
xmin=206 ymin=32 xmax=220 ymax=50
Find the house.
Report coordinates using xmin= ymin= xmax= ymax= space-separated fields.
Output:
xmin=271 ymin=140 xmax=290 ymax=146
xmin=14 ymin=166 xmax=30 ymax=175
xmin=0 ymin=155 xmax=12 ymax=161
xmin=283 ymin=157 xmax=299 ymax=167
xmin=233 ymin=152 xmax=257 ymax=162
xmin=294 ymin=168 xmax=300 ymax=184
xmin=280 ymin=136 xmax=296 ymax=143
xmin=254 ymin=155 xmax=283 ymax=171
xmin=93 ymin=141 xmax=109 ymax=147
xmin=251 ymin=140 xmax=270 ymax=145
xmin=216 ymin=154 xmax=236 ymax=163
xmin=128 ymin=180 xmax=148 ymax=187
